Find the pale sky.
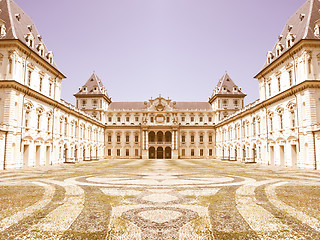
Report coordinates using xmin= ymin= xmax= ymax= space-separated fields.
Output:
xmin=15 ymin=0 xmax=306 ymax=104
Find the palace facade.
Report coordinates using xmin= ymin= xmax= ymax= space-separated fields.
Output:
xmin=1 ymin=0 xmax=320 ymax=170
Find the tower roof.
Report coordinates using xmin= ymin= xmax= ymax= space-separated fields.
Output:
xmin=75 ymin=73 xmax=111 ymax=102
xmin=261 ymin=0 xmax=320 ymax=70
xmin=0 ymin=0 xmax=59 ymax=69
xmin=210 ymin=73 xmax=246 ymax=100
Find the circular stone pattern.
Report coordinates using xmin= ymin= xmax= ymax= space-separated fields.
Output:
xmin=138 ymin=209 xmax=183 ymax=223
xmin=141 ymin=193 xmax=179 ymax=203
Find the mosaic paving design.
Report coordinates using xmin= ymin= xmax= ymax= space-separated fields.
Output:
xmin=0 ymin=159 xmax=320 ymax=239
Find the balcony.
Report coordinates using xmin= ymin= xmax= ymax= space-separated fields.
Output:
xmin=149 ymin=141 xmax=172 ymax=145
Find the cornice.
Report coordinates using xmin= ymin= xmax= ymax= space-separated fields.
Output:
xmin=215 ymin=80 xmax=320 ymax=127
xmin=0 ymin=39 xmax=66 ymax=79
xmin=255 ymin=40 xmax=320 ymax=79
xmin=0 ymin=80 xmax=104 ymax=127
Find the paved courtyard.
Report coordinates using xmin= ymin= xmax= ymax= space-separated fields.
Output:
xmin=0 ymin=159 xmax=320 ymax=239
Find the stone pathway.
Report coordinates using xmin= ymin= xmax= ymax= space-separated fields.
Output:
xmin=0 ymin=158 xmax=320 ymax=239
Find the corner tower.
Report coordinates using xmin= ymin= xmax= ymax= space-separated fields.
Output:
xmin=209 ymin=73 xmax=246 ymax=121
xmin=74 ymin=73 xmax=111 ymax=121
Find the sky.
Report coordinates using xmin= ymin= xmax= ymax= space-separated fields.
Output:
xmin=15 ymin=0 xmax=306 ymax=105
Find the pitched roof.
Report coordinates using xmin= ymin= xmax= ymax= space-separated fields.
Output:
xmin=75 ymin=73 xmax=111 ymax=98
xmin=109 ymin=102 xmax=146 ymax=110
xmin=210 ymin=73 xmax=246 ymax=98
xmin=108 ymin=101 xmax=212 ymax=111
xmin=174 ymin=102 xmax=212 ymax=110
xmin=262 ymin=0 xmax=320 ymax=69
xmin=0 ymin=0 xmax=58 ymax=68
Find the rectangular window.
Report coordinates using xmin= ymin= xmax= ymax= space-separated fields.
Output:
xmin=108 ymin=117 xmax=112 ymax=122
xmin=289 ymin=70 xmax=293 ymax=86
xmin=117 ymin=135 xmax=121 ymax=143
xmin=39 ymin=77 xmax=43 ymax=92
xmin=117 ymin=117 xmax=121 ymax=122
xmin=268 ymin=82 xmax=271 ymax=96
xmin=37 ymin=115 xmax=41 ymax=129
xmin=200 ymin=135 xmax=203 ymax=143
xmin=209 ymin=135 xmax=213 ymax=143
xmin=108 ymin=135 xmax=112 ymax=142
xmin=191 ymin=136 xmax=195 ymax=143
xmin=200 ymin=149 xmax=204 ymax=156
xmin=291 ymin=112 xmax=295 ymax=127
xmin=126 ymin=135 xmax=129 ymax=143
xmin=49 ymin=83 xmax=52 ymax=97
xmin=181 ymin=136 xmax=185 ymax=143
xmin=135 ymin=149 xmax=139 ymax=156
xmin=47 ymin=118 xmax=51 ymax=132
xmin=200 ymin=117 xmax=203 ymax=122
xmin=182 ymin=149 xmax=185 ymax=156
xmin=126 ymin=149 xmax=129 ymax=157
xmin=27 ymin=70 xmax=31 ymax=86
xmin=135 ymin=116 xmax=139 ymax=122
xmin=181 ymin=117 xmax=185 ymax=122
xmin=191 ymin=149 xmax=195 ymax=156
xmin=150 ymin=117 xmax=154 ymax=123
xmin=167 ymin=117 xmax=170 ymax=122
xmin=126 ymin=117 xmax=130 ymax=122
xmin=135 ymin=136 xmax=139 ymax=143
xmin=209 ymin=149 xmax=213 ymax=156
xmin=117 ymin=149 xmax=120 ymax=156
xmin=280 ymin=115 xmax=283 ymax=129
xmin=108 ymin=149 xmax=111 ymax=156
xmin=208 ymin=117 xmax=212 ymax=122
xmin=191 ymin=117 xmax=194 ymax=122
xmin=278 ymin=77 xmax=281 ymax=92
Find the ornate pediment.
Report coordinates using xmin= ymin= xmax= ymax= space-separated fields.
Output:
xmin=145 ymin=96 xmax=176 ymax=112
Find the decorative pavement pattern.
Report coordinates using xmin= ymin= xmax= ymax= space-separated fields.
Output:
xmin=0 ymin=159 xmax=320 ymax=239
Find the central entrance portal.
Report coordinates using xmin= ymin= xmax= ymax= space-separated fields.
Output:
xmin=157 ymin=147 xmax=163 ymax=159
xmin=148 ymin=146 xmax=172 ymax=159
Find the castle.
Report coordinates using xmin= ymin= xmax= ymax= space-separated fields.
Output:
xmin=0 ymin=0 xmax=320 ymax=170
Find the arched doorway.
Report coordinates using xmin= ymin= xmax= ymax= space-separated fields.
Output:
xmin=64 ymin=144 xmax=68 ymax=162
xmin=149 ymin=131 xmax=155 ymax=143
xmin=165 ymin=132 xmax=172 ymax=143
xmin=252 ymin=144 xmax=257 ymax=163
xmin=149 ymin=147 xmax=156 ymax=159
xmin=242 ymin=146 xmax=246 ymax=162
xmin=157 ymin=132 xmax=163 ymax=144
xmin=165 ymin=147 xmax=171 ymax=159
xmin=157 ymin=147 xmax=163 ymax=159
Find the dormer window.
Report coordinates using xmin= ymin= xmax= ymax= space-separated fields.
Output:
xmin=27 ymin=25 xmax=32 ymax=32
xmin=288 ymin=25 xmax=293 ymax=32
xmin=37 ymin=43 xmax=45 ymax=57
xmin=47 ymin=51 xmax=53 ymax=64
xmin=0 ymin=20 xmax=6 ymax=37
xmin=314 ymin=20 xmax=320 ymax=37
xmin=25 ymin=33 xmax=35 ymax=48
xmin=83 ymin=87 xmax=87 ymax=91
xmin=286 ymin=33 xmax=295 ymax=48
xmin=276 ymin=43 xmax=283 ymax=57
xmin=267 ymin=51 xmax=274 ymax=64
xmin=233 ymin=87 xmax=237 ymax=92
xmin=299 ymin=14 xmax=305 ymax=21
xmin=15 ymin=14 xmax=21 ymax=21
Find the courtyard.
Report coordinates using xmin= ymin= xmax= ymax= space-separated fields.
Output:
xmin=0 ymin=159 xmax=320 ymax=240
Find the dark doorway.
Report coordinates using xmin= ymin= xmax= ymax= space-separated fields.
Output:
xmin=149 ymin=147 xmax=156 ymax=159
xmin=157 ymin=147 xmax=163 ymax=159
xmin=165 ymin=147 xmax=172 ymax=159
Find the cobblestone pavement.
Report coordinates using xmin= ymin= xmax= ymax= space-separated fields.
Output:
xmin=1 ymin=159 xmax=320 ymax=239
